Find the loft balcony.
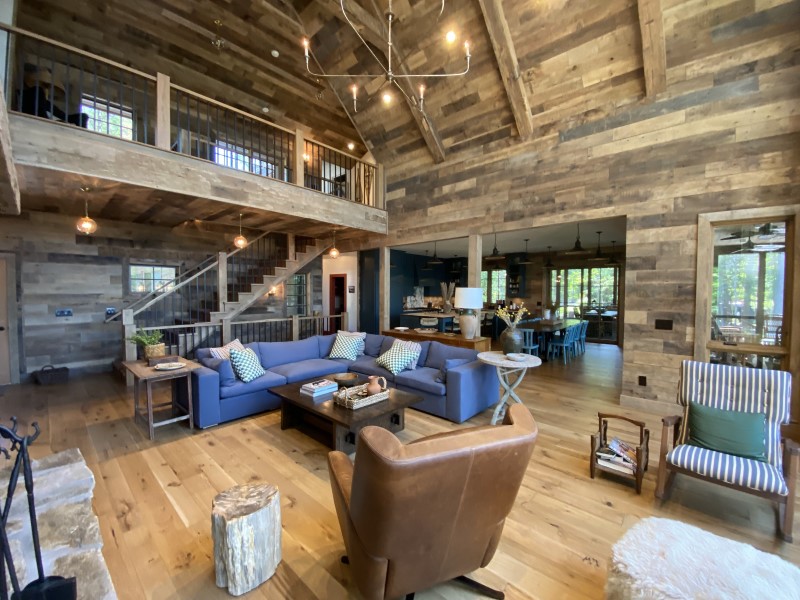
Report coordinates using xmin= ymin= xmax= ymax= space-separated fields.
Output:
xmin=0 ymin=24 xmax=387 ymax=236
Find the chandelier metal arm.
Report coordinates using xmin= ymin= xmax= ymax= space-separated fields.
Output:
xmin=341 ymin=0 xmax=389 ymax=73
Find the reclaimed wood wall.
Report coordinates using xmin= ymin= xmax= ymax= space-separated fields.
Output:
xmin=379 ymin=0 xmax=800 ymax=413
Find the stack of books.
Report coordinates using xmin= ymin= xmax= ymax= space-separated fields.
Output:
xmin=300 ymin=379 xmax=338 ymax=396
xmin=596 ymin=437 xmax=637 ymax=474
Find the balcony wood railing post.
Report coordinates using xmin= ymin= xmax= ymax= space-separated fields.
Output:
xmin=217 ymin=251 xmax=227 ymax=312
xmin=287 ymin=233 xmax=295 ymax=262
xmin=122 ymin=309 xmax=137 ymax=385
xmin=221 ymin=317 xmax=232 ymax=344
xmin=376 ymin=163 xmax=385 ymax=209
xmin=293 ymin=130 xmax=304 ymax=186
xmin=156 ymin=72 xmax=171 ymax=150
xmin=291 ymin=315 xmax=300 ymax=341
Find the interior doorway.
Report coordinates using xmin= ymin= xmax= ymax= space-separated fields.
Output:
xmin=328 ymin=274 xmax=347 ymax=333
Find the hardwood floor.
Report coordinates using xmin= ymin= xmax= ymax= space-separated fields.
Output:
xmin=3 ymin=344 xmax=798 ymax=599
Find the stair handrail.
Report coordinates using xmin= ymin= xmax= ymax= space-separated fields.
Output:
xmin=106 ymin=230 xmax=273 ymax=323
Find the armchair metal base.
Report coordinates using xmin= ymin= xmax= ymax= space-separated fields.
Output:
xmin=340 ymin=557 xmax=505 ymax=599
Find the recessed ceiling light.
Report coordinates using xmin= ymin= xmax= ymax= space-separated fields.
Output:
xmin=261 ymin=106 xmax=270 ymax=114
xmin=271 ymin=49 xmax=280 ymax=58
xmin=347 ymin=142 xmax=355 ymax=151
xmin=445 ymin=30 xmax=456 ymax=44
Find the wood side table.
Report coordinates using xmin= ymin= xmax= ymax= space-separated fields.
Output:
xmin=123 ymin=359 xmax=200 ymax=439
xmin=477 ymin=351 xmax=542 ymax=424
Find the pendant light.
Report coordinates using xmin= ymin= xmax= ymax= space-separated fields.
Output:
xmin=420 ymin=250 xmax=432 ymax=270
xmin=589 ymin=231 xmax=606 ymax=261
xmin=606 ymin=241 xmax=620 ymax=266
xmin=563 ymin=223 xmax=590 ymax=255
xmin=75 ymin=186 xmax=97 ymax=235
xmin=485 ymin=233 xmax=506 ymax=261
xmin=544 ymin=245 xmax=555 ymax=269
xmin=233 ymin=213 xmax=248 ymax=249
xmin=329 ymin=229 xmax=340 ymax=259
xmin=428 ymin=241 xmax=443 ymax=265
xmin=518 ymin=238 xmax=534 ymax=265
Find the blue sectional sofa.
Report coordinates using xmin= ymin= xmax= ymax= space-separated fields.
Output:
xmin=190 ymin=333 xmax=499 ymax=428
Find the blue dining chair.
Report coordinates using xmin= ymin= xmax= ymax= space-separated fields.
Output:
xmin=573 ymin=320 xmax=589 ymax=355
xmin=548 ymin=324 xmax=576 ymax=364
xmin=521 ymin=328 xmax=539 ymax=357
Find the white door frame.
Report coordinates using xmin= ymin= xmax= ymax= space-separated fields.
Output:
xmin=0 ymin=252 xmax=20 ymax=384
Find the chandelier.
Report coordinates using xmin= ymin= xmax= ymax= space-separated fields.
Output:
xmin=302 ymin=0 xmax=470 ymax=113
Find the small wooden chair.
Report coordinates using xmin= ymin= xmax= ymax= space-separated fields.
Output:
xmin=655 ymin=360 xmax=798 ymax=541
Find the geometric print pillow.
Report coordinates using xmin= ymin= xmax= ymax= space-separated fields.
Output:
xmin=209 ymin=338 xmax=246 ymax=360
xmin=329 ymin=333 xmax=362 ymax=361
xmin=337 ymin=330 xmax=366 ymax=355
xmin=394 ymin=339 xmax=421 ymax=369
xmin=229 ymin=348 xmax=265 ymax=383
xmin=376 ymin=341 xmax=419 ymax=375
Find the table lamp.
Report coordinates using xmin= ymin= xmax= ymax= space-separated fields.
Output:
xmin=454 ymin=287 xmax=483 ymax=340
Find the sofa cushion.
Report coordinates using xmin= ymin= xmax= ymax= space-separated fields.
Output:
xmin=209 ymin=338 xmax=245 ymax=360
xmin=435 ymin=357 xmax=472 ymax=383
xmin=269 ymin=358 xmax=348 ymax=384
xmin=257 ymin=337 xmax=320 ymax=369
xmin=364 ymin=333 xmax=385 ymax=357
xmin=219 ymin=370 xmax=287 ymax=399
xmin=318 ymin=334 xmax=337 ymax=357
xmin=395 ymin=367 xmax=446 ymax=396
xmin=329 ymin=333 xmax=363 ymax=360
xmin=425 ymin=341 xmax=478 ymax=370
xmin=230 ymin=348 xmax=266 ymax=383
xmin=198 ymin=357 xmax=236 ymax=387
xmin=348 ymin=355 xmax=395 ymax=381
xmin=376 ymin=341 xmax=419 ymax=375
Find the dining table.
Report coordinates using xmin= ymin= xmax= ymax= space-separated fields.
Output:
xmin=518 ymin=318 xmax=581 ymax=360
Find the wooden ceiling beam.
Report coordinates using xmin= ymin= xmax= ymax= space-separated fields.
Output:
xmin=637 ymin=0 xmax=667 ymax=97
xmin=477 ymin=0 xmax=533 ymax=138
xmin=319 ymin=0 xmax=447 ymax=163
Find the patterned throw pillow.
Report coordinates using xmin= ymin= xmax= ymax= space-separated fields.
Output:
xmin=395 ymin=340 xmax=422 ymax=369
xmin=329 ymin=333 xmax=362 ymax=361
xmin=229 ymin=348 xmax=266 ymax=383
xmin=337 ymin=330 xmax=366 ymax=355
xmin=376 ymin=341 xmax=419 ymax=375
xmin=209 ymin=338 xmax=246 ymax=360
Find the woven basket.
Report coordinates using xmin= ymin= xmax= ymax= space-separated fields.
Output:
xmin=143 ymin=343 xmax=166 ymax=359
xmin=334 ymin=383 xmax=390 ymax=410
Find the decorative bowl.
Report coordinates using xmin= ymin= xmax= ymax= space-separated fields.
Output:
xmin=332 ymin=372 xmax=359 ymax=387
xmin=393 ymin=326 xmax=409 ymax=331
xmin=506 ymin=353 xmax=529 ymax=362
xmin=153 ymin=362 xmax=185 ymax=371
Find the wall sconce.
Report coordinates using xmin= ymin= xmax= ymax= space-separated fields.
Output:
xmin=268 ymin=286 xmax=277 ymax=297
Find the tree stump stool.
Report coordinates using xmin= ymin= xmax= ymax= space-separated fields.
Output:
xmin=212 ymin=483 xmax=281 ymax=596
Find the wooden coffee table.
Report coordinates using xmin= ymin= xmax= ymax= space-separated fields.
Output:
xmin=271 ymin=378 xmax=422 ymax=453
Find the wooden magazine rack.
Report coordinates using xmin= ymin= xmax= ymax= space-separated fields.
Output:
xmin=590 ymin=413 xmax=649 ymax=494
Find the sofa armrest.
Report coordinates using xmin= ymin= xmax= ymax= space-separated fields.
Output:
xmin=191 ymin=367 xmax=222 ymax=428
xmin=445 ymin=360 xmax=500 ymax=423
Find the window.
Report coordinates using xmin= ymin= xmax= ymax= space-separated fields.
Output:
xmin=81 ymin=95 xmax=134 ymax=140
xmin=550 ymin=266 xmax=620 ymax=341
xmin=481 ymin=269 xmax=506 ymax=304
xmin=130 ymin=264 xmax=177 ymax=294
xmin=286 ymin=274 xmax=307 ymax=316
xmin=215 ymin=141 xmax=276 ymax=178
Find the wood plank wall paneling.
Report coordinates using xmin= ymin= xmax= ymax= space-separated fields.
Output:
xmin=379 ymin=0 xmax=800 ymax=413
xmin=0 ymin=211 xmax=230 ymax=376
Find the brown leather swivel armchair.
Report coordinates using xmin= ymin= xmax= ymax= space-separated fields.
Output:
xmin=328 ymin=404 xmax=538 ymax=600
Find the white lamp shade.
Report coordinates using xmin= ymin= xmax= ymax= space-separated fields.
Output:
xmin=454 ymin=287 xmax=483 ymax=310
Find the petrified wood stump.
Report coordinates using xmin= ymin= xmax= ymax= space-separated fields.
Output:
xmin=212 ymin=483 xmax=281 ymax=596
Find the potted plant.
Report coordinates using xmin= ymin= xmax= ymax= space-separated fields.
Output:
xmin=127 ymin=329 xmax=166 ymax=359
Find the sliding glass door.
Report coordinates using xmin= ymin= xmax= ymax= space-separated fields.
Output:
xmin=550 ymin=266 xmax=620 ymax=343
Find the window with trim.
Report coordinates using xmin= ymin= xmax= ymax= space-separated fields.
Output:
xmin=81 ymin=94 xmax=134 ymax=140
xmin=285 ymin=274 xmax=307 ymax=316
xmin=480 ymin=269 xmax=506 ymax=304
xmin=215 ymin=141 xmax=276 ymax=178
xmin=130 ymin=264 xmax=177 ymax=294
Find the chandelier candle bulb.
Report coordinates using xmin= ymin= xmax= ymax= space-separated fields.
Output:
xmin=302 ymin=38 xmax=309 ymax=58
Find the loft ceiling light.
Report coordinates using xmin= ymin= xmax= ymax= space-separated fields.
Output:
xmin=75 ymin=186 xmax=97 ymax=235
xmin=329 ymin=230 xmax=340 ymax=259
xmin=606 ymin=241 xmax=621 ymax=266
xmin=589 ymin=231 xmax=606 ymax=261
xmin=485 ymin=233 xmax=505 ymax=261
xmin=302 ymin=0 xmax=470 ymax=113
xmin=233 ymin=214 xmax=248 ymax=249
xmin=428 ymin=241 xmax=444 ymax=265
xmin=518 ymin=238 xmax=534 ymax=265
xmin=211 ymin=19 xmax=226 ymax=51
xmin=563 ymin=223 xmax=591 ymax=255
xmin=544 ymin=245 xmax=555 ymax=269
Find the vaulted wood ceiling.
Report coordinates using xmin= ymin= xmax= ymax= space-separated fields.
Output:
xmin=16 ymin=0 xmax=658 ymax=170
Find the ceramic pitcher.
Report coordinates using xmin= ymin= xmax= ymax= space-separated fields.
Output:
xmin=367 ymin=376 xmax=387 ymax=395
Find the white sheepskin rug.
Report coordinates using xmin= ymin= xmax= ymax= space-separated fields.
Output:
xmin=606 ymin=517 xmax=800 ymax=600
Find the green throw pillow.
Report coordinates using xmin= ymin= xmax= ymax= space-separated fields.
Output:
xmin=687 ymin=402 xmax=767 ymax=462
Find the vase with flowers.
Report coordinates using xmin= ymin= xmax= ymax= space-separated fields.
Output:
xmin=496 ymin=303 xmax=529 ymax=355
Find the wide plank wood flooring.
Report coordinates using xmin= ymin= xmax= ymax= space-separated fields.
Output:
xmin=2 ymin=343 xmax=798 ymax=599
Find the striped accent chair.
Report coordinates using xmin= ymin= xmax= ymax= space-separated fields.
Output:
xmin=655 ymin=360 xmax=798 ymax=542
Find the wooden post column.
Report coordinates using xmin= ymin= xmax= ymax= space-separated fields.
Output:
xmin=468 ymin=235 xmax=482 ymax=288
xmin=155 ymin=73 xmax=171 ymax=150
xmin=379 ymin=246 xmax=390 ymax=332
xmin=293 ymin=131 xmax=305 ymax=187
xmin=217 ymin=251 xmax=227 ymax=312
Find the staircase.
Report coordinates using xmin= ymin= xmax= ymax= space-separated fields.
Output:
xmin=113 ymin=232 xmax=330 ymax=360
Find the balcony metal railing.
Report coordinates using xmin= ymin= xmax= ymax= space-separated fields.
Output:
xmin=0 ymin=23 xmax=384 ymax=209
